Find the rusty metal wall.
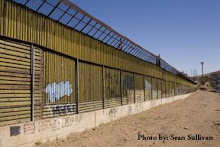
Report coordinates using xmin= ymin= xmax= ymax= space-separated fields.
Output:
xmin=0 ymin=0 xmax=185 ymax=82
xmin=171 ymin=82 xmax=175 ymax=96
xmin=134 ymin=74 xmax=144 ymax=102
xmin=166 ymin=82 xmax=171 ymax=97
xmin=33 ymin=46 xmax=43 ymax=121
xmin=79 ymin=62 xmax=102 ymax=102
xmin=78 ymin=62 xmax=103 ymax=113
xmin=104 ymin=67 xmax=121 ymax=108
xmin=165 ymin=81 xmax=175 ymax=97
xmin=152 ymin=78 xmax=158 ymax=100
xmin=0 ymin=37 xmax=197 ymax=126
xmin=0 ymin=0 xmax=3 ymax=34
xmin=42 ymin=51 xmax=76 ymax=118
xmin=0 ymin=0 xmax=197 ymax=126
xmin=162 ymin=80 xmax=166 ymax=98
xmin=155 ymin=79 xmax=161 ymax=99
xmin=122 ymin=71 xmax=134 ymax=105
xmin=144 ymin=76 xmax=152 ymax=101
xmin=177 ymin=83 xmax=183 ymax=95
xmin=0 ymin=0 xmax=197 ymax=89
xmin=0 ymin=39 xmax=43 ymax=126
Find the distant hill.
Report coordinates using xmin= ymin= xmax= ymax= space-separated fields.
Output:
xmin=195 ymin=70 xmax=220 ymax=92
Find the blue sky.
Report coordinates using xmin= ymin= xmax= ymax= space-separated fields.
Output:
xmin=70 ymin=0 xmax=220 ymax=76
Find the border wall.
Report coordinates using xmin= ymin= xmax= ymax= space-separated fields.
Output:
xmin=0 ymin=0 xmax=197 ymax=127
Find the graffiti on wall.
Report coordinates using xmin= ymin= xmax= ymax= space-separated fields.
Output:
xmin=152 ymin=90 xmax=158 ymax=99
xmin=122 ymin=74 xmax=134 ymax=99
xmin=49 ymin=104 xmax=76 ymax=117
xmin=145 ymin=80 xmax=151 ymax=90
xmin=109 ymin=108 xmax=117 ymax=118
xmin=38 ymin=120 xmax=61 ymax=132
xmin=44 ymin=81 xmax=73 ymax=103
xmin=122 ymin=75 xmax=134 ymax=90
xmin=23 ymin=123 xmax=35 ymax=135
xmin=10 ymin=126 xmax=21 ymax=136
xmin=105 ymin=72 xmax=120 ymax=98
xmin=128 ymin=106 xmax=132 ymax=115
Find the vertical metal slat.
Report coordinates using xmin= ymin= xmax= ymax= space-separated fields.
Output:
xmin=75 ymin=59 xmax=79 ymax=114
xmin=102 ymin=65 xmax=105 ymax=109
xmin=133 ymin=73 xmax=136 ymax=103
xmin=31 ymin=44 xmax=34 ymax=121
xmin=120 ymin=69 xmax=123 ymax=105
xmin=143 ymin=76 xmax=145 ymax=101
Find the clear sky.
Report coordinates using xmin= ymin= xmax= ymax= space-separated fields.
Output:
xmin=70 ymin=0 xmax=220 ymax=76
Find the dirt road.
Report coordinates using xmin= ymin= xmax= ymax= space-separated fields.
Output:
xmin=40 ymin=91 xmax=220 ymax=147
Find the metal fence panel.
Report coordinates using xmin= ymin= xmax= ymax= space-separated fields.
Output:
xmin=152 ymin=78 xmax=158 ymax=100
xmin=0 ymin=0 xmax=3 ymax=34
xmin=166 ymin=82 xmax=171 ymax=97
xmin=122 ymin=71 xmax=134 ymax=105
xmin=157 ymin=79 xmax=162 ymax=99
xmin=0 ymin=39 xmax=42 ymax=126
xmin=43 ymin=51 xmax=76 ymax=118
xmin=0 ymin=0 xmax=195 ymax=82
xmin=33 ymin=46 xmax=44 ymax=120
xmin=162 ymin=80 xmax=166 ymax=98
xmin=78 ymin=62 xmax=103 ymax=113
xmin=144 ymin=76 xmax=152 ymax=101
xmin=134 ymin=74 xmax=144 ymax=102
xmin=105 ymin=67 xmax=121 ymax=108
xmin=0 ymin=0 xmax=197 ymax=127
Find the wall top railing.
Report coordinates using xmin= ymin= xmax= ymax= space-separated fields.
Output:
xmin=11 ymin=0 xmax=194 ymax=83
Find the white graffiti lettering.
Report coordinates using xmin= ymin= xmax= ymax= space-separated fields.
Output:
xmin=44 ymin=81 xmax=73 ymax=103
xmin=145 ymin=80 xmax=151 ymax=90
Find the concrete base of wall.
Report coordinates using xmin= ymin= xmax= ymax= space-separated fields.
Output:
xmin=0 ymin=93 xmax=195 ymax=147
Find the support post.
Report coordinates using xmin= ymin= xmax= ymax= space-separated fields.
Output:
xmin=174 ymin=77 xmax=177 ymax=96
xmin=165 ymin=81 xmax=167 ymax=97
xmin=157 ymin=79 xmax=159 ymax=99
xmin=151 ymin=77 xmax=153 ymax=100
xmin=3 ymin=0 xmax=7 ymax=35
xmin=161 ymin=80 xmax=162 ymax=98
xmin=201 ymin=62 xmax=204 ymax=77
xmin=143 ymin=76 xmax=145 ymax=101
xmin=30 ymin=44 xmax=34 ymax=121
xmin=120 ymin=69 xmax=123 ymax=105
xmin=133 ymin=73 xmax=136 ymax=103
xmin=75 ymin=59 xmax=79 ymax=114
xmin=102 ymin=65 xmax=105 ymax=109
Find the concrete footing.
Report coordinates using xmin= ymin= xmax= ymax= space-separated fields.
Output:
xmin=0 ymin=93 xmax=194 ymax=147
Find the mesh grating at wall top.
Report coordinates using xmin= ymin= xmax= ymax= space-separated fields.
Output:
xmin=11 ymin=0 xmax=191 ymax=78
